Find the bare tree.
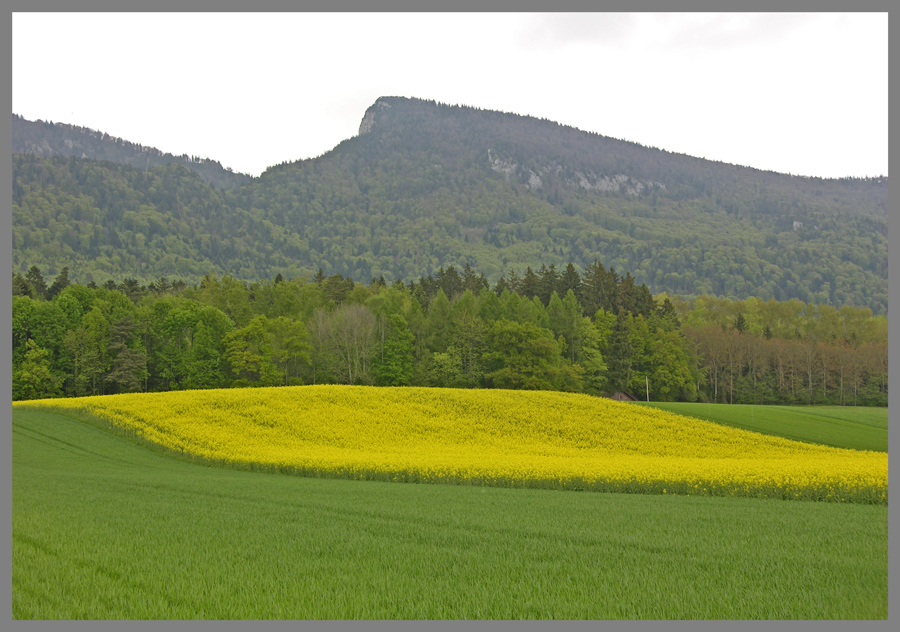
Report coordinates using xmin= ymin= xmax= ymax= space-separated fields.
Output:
xmin=797 ymin=339 xmax=818 ymax=404
xmin=833 ymin=342 xmax=855 ymax=405
xmin=817 ymin=342 xmax=835 ymax=404
xmin=866 ymin=341 xmax=888 ymax=399
xmin=307 ymin=308 xmax=332 ymax=385
xmin=742 ymin=333 xmax=769 ymax=403
xmin=685 ymin=325 xmax=728 ymax=403
xmin=328 ymin=303 xmax=378 ymax=384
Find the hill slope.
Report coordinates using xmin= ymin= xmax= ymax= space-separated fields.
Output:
xmin=12 ymin=114 xmax=251 ymax=190
xmin=11 ymin=98 xmax=888 ymax=312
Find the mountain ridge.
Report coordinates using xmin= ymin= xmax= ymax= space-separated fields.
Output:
xmin=10 ymin=97 xmax=889 ymax=313
xmin=12 ymin=113 xmax=252 ymax=190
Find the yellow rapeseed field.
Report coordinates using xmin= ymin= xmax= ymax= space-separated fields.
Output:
xmin=15 ymin=385 xmax=887 ymax=503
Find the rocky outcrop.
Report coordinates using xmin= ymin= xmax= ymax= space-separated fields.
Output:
xmin=488 ymin=148 xmax=664 ymax=196
xmin=358 ymin=98 xmax=393 ymax=135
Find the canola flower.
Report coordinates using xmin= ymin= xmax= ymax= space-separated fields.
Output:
xmin=15 ymin=385 xmax=888 ymax=504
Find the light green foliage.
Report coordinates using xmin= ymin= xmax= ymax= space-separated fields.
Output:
xmin=373 ymin=313 xmax=415 ymax=386
xmin=483 ymin=319 xmax=562 ymax=390
xmin=447 ymin=290 xmax=486 ymax=387
xmin=252 ymin=276 xmax=323 ymax=322
xmin=427 ymin=349 xmax=466 ymax=388
xmin=224 ymin=315 xmax=282 ymax=386
xmin=12 ymin=340 xmax=60 ymax=400
xmin=426 ymin=289 xmax=452 ymax=353
xmin=267 ymin=316 xmax=311 ymax=385
xmin=645 ymin=328 xmax=696 ymax=402
xmin=192 ymin=274 xmax=254 ymax=327
xmin=575 ymin=317 xmax=607 ymax=395
xmin=593 ymin=307 xmax=616 ymax=353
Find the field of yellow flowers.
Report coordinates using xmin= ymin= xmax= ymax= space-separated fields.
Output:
xmin=15 ymin=386 xmax=887 ymax=503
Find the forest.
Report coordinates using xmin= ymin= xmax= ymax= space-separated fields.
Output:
xmin=12 ymin=261 xmax=887 ymax=407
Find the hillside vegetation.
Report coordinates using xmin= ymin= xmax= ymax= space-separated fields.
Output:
xmin=16 ymin=386 xmax=888 ymax=504
xmin=11 ymin=98 xmax=888 ymax=313
xmin=12 ymin=114 xmax=250 ymax=189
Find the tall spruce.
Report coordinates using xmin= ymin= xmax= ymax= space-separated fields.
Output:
xmin=606 ymin=310 xmax=634 ymax=393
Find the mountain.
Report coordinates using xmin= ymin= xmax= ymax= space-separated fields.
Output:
xmin=11 ymin=98 xmax=889 ymax=313
xmin=12 ymin=114 xmax=251 ymax=190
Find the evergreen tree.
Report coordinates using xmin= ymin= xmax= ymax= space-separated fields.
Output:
xmin=25 ymin=266 xmax=47 ymax=300
xmin=537 ymin=264 xmax=560 ymax=306
xmin=606 ymin=310 xmax=634 ymax=393
xmin=12 ymin=272 xmax=34 ymax=298
xmin=560 ymin=263 xmax=582 ymax=302
xmin=47 ymin=267 xmax=71 ymax=300
xmin=105 ymin=314 xmax=148 ymax=393
xmin=619 ymin=272 xmax=638 ymax=316
xmin=437 ymin=265 xmax=464 ymax=300
xmin=520 ymin=266 xmax=540 ymax=300
xmin=462 ymin=263 xmax=488 ymax=294
xmin=477 ymin=287 xmax=504 ymax=322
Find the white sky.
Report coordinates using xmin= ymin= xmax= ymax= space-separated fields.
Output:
xmin=11 ymin=12 xmax=889 ymax=179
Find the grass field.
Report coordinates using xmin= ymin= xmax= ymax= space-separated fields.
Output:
xmin=632 ymin=402 xmax=888 ymax=453
xmin=12 ymin=409 xmax=889 ymax=619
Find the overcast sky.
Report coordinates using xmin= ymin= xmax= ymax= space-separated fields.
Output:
xmin=11 ymin=12 xmax=888 ymax=179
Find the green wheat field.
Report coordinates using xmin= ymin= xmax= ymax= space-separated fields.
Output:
xmin=12 ymin=403 xmax=887 ymax=619
xmin=634 ymin=402 xmax=888 ymax=452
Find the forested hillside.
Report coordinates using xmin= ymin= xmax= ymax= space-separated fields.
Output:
xmin=12 ymin=114 xmax=250 ymax=190
xmin=11 ymin=98 xmax=888 ymax=313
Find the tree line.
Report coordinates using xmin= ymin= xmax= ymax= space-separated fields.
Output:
xmin=12 ymin=262 xmax=887 ymax=406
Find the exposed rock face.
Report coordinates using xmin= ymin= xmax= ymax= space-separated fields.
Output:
xmin=488 ymin=148 xmax=664 ymax=196
xmin=358 ymin=98 xmax=393 ymax=135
